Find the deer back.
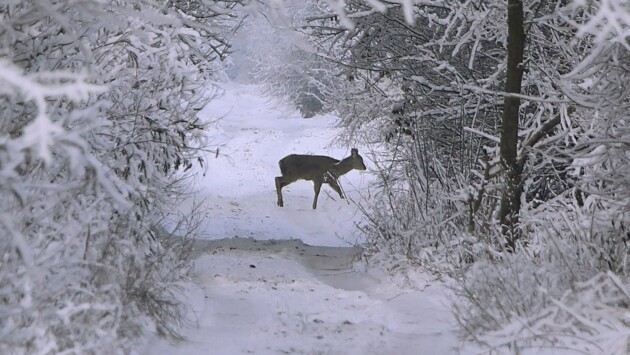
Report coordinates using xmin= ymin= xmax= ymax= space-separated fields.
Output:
xmin=279 ymin=154 xmax=339 ymax=181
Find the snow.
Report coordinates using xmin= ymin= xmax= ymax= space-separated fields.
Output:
xmin=190 ymin=82 xmax=372 ymax=246
xmin=138 ymin=83 xmax=467 ymax=354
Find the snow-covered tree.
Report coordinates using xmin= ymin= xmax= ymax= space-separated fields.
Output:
xmin=302 ymin=0 xmax=513 ymax=261
xmin=293 ymin=1 xmax=630 ymax=351
xmin=0 ymin=0 xmax=241 ymax=353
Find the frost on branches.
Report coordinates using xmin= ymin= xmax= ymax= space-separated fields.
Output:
xmin=0 ymin=0 xmax=240 ymax=353
xmin=280 ymin=0 xmax=630 ymax=353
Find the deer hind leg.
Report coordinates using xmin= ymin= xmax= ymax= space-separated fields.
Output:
xmin=275 ymin=176 xmax=287 ymax=207
xmin=327 ymin=179 xmax=344 ymax=199
xmin=312 ymin=180 xmax=323 ymax=209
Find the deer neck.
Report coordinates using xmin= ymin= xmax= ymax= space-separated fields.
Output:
xmin=328 ymin=157 xmax=354 ymax=179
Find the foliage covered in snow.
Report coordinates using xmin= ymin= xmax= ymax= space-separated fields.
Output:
xmin=245 ymin=0 xmax=630 ymax=353
xmin=0 ymin=0 xmax=240 ymax=353
xmin=5 ymin=0 xmax=630 ymax=353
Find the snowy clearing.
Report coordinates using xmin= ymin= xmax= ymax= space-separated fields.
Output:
xmin=185 ymin=82 xmax=373 ymax=246
xmin=138 ymin=83 xmax=466 ymax=354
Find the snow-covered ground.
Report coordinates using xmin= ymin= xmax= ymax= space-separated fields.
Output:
xmin=139 ymin=83 xmax=468 ymax=354
xmin=188 ymin=82 xmax=372 ymax=246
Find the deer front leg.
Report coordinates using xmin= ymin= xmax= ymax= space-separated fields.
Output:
xmin=312 ymin=180 xmax=323 ymax=209
xmin=327 ymin=179 xmax=344 ymax=199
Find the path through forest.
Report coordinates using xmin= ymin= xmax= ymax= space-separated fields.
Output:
xmin=138 ymin=83 xmax=466 ymax=355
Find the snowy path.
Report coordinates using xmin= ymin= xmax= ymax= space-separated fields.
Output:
xmin=187 ymin=83 xmax=371 ymax=246
xmin=139 ymin=83 xmax=465 ymax=354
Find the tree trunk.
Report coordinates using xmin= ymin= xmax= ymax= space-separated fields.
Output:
xmin=498 ymin=0 xmax=526 ymax=249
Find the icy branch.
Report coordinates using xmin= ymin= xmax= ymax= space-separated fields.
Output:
xmin=567 ymin=0 xmax=630 ymax=50
xmin=462 ymin=84 xmax=570 ymax=104
xmin=0 ymin=60 xmax=105 ymax=163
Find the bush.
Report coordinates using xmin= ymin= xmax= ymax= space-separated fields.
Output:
xmin=0 ymin=1 xmax=237 ymax=353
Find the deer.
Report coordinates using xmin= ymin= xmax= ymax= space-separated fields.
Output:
xmin=275 ymin=148 xmax=367 ymax=209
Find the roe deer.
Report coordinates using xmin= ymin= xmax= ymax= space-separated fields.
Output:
xmin=275 ymin=148 xmax=367 ymax=209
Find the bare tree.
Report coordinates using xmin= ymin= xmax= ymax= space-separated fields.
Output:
xmin=498 ymin=0 xmax=526 ymax=248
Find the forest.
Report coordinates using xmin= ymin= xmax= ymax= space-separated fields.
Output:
xmin=1 ymin=0 xmax=629 ymax=353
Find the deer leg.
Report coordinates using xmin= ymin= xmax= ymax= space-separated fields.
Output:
xmin=327 ymin=179 xmax=344 ymax=199
xmin=312 ymin=180 xmax=323 ymax=209
xmin=275 ymin=176 xmax=285 ymax=207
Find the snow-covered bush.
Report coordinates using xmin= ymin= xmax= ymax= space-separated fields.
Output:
xmin=452 ymin=1 xmax=630 ymax=352
xmin=0 ymin=0 xmax=239 ymax=353
xmin=454 ymin=197 xmax=630 ymax=353
xmin=476 ymin=271 xmax=630 ymax=354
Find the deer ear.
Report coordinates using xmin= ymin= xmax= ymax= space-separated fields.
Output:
xmin=351 ymin=148 xmax=358 ymax=157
